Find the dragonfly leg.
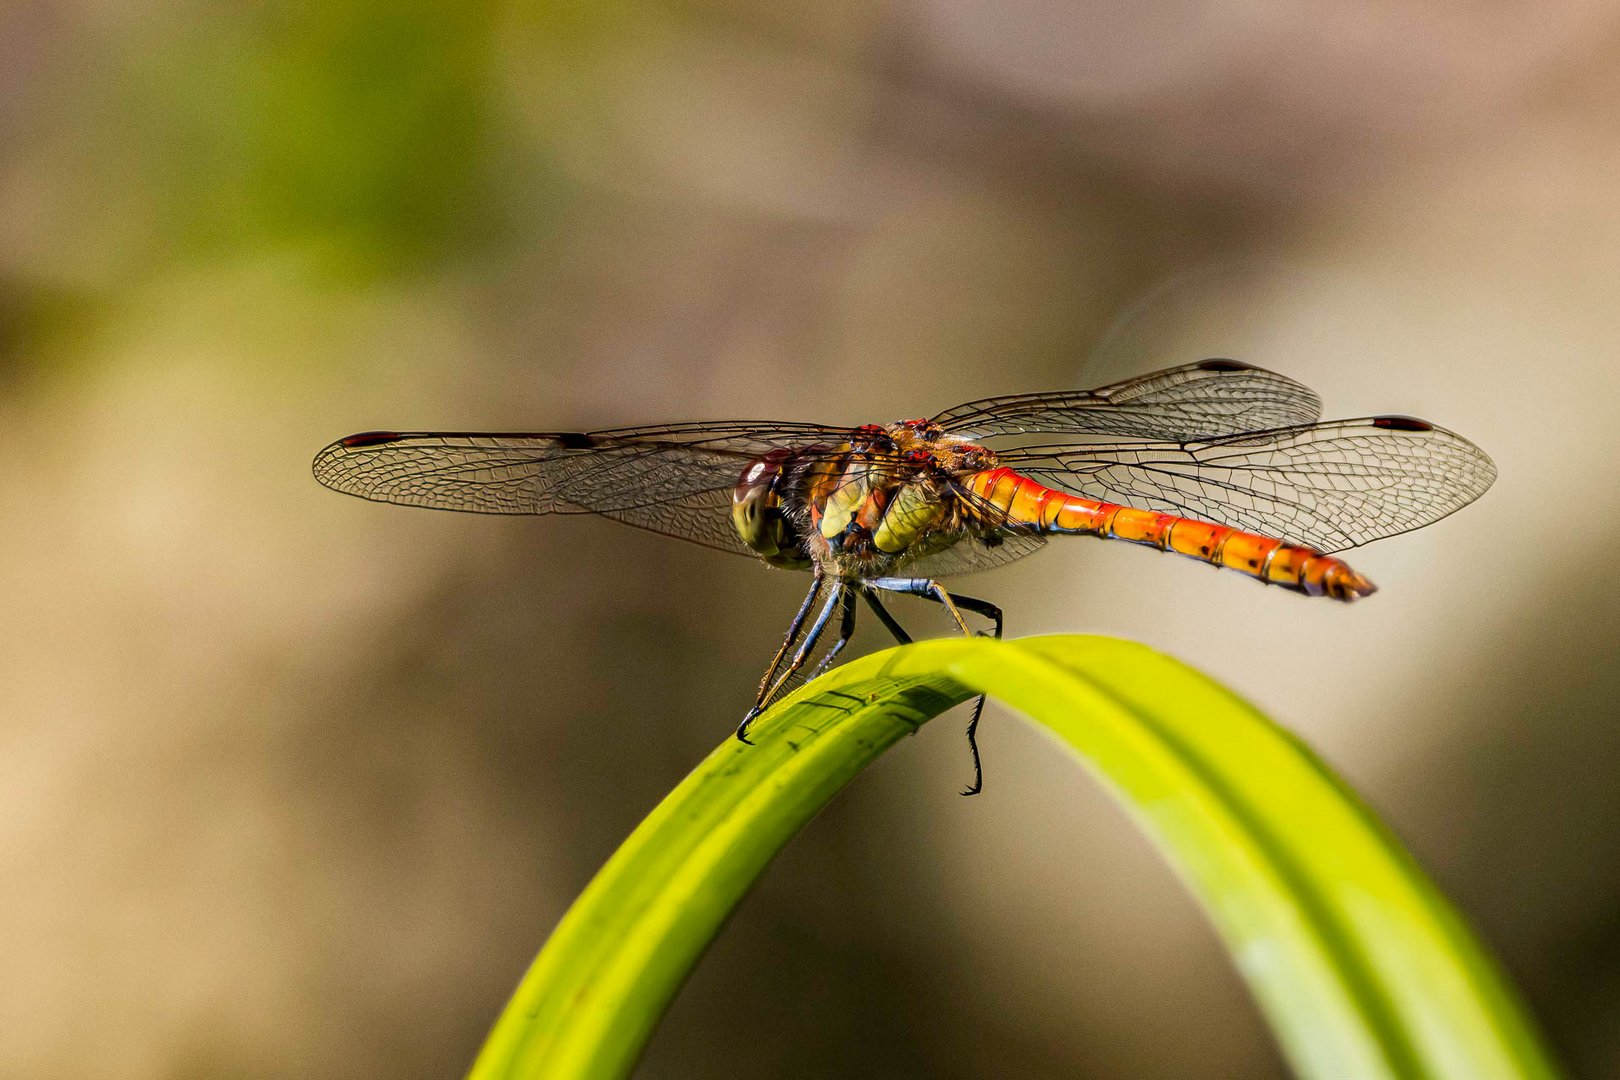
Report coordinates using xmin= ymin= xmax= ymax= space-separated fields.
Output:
xmin=867 ymin=578 xmax=1000 ymax=637
xmin=868 ymin=577 xmax=968 ymax=634
xmin=737 ymin=581 xmax=845 ymax=743
xmin=747 ymin=571 xmax=825 ymax=719
xmin=859 ymin=587 xmax=913 ymax=645
xmin=810 ymin=590 xmax=859 ymax=679
xmin=867 ymin=578 xmax=1003 ymax=796
xmin=941 ymin=590 xmax=1003 ymax=641
xmin=935 ymin=589 xmax=1002 ymax=796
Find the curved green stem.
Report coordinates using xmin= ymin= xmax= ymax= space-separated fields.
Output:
xmin=468 ymin=635 xmax=1559 ymax=1080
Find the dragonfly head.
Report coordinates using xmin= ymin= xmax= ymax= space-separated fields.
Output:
xmin=732 ymin=449 xmax=812 ymax=570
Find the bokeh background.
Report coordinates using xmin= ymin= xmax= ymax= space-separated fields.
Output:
xmin=5 ymin=1 xmax=1620 ymax=1077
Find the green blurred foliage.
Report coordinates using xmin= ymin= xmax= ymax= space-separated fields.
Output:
xmin=22 ymin=2 xmax=695 ymax=284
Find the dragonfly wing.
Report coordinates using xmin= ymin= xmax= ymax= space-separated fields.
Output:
xmin=889 ymin=526 xmax=1047 ymax=579
xmin=996 ymin=416 xmax=1497 ymax=554
xmin=584 ymin=486 xmax=753 ymax=556
xmin=311 ymin=422 xmax=849 ymax=558
xmin=933 ymin=359 xmax=1322 ymax=440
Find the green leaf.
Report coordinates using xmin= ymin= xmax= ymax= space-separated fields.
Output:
xmin=467 ymin=635 xmax=1560 ymax=1080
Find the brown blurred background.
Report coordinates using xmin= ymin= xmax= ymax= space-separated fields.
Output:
xmin=4 ymin=1 xmax=1620 ymax=1077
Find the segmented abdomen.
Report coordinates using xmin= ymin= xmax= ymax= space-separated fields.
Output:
xmin=963 ymin=467 xmax=1375 ymax=600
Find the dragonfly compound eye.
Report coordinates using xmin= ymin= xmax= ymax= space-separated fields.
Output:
xmin=731 ymin=450 xmax=812 ymax=569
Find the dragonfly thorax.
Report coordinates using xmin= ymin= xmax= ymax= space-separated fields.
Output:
xmin=730 ymin=426 xmax=1000 ymax=577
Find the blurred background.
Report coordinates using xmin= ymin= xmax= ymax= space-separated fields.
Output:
xmin=4 ymin=1 xmax=1620 ymax=1077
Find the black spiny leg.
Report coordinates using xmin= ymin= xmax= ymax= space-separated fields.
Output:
xmin=928 ymin=587 xmax=1002 ymax=796
xmin=860 ymin=588 xmax=913 ymax=645
xmin=868 ymin=577 xmax=1004 ymax=796
xmin=737 ymin=582 xmax=844 ymax=744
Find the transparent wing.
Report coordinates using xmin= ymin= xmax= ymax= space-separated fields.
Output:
xmin=311 ymin=421 xmax=851 ymax=558
xmin=890 ymin=526 xmax=1047 ymax=579
xmin=933 ymin=359 xmax=1323 ymax=440
xmin=995 ymin=416 xmax=1496 ymax=554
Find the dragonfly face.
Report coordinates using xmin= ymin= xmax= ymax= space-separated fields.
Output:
xmin=730 ymin=447 xmax=813 ymax=570
xmin=313 ymin=359 xmax=1497 ymax=791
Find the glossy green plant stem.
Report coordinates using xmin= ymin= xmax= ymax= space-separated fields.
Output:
xmin=467 ymin=635 xmax=1559 ymax=1080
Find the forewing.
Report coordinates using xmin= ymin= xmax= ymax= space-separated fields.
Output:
xmin=996 ymin=417 xmax=1496 ymax=554
xmin=311 ymin=422 xmax=848 ymax=558
xmin=933 ymin=359 xmax=1322 ymax=440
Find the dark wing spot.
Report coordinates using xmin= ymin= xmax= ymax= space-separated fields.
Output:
xmin=340 ymin=431 xmax=404 ymax=448
xmin=1371 ymin=415 xmax=1434 ymax=432
xmin=555 ymin=432 xmax=600 ymax=449
xmin=1196 ymin=358 xmax=1253 ymax=372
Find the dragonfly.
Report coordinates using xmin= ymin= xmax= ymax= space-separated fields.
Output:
xmin=313 ymin=360 xmax=1496 ymax=794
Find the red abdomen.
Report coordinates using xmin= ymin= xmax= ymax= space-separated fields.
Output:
xmin=964 ymin=468 xmax=1375 ymax=600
